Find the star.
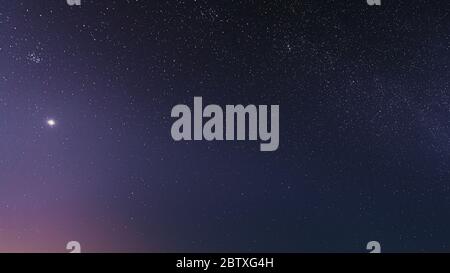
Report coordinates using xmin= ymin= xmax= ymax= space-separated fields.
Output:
xmin=46 ymin=119 xmax=56 ymax=127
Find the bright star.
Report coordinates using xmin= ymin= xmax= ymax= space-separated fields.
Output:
xmin=47 ymin=119 xmax=56 ymax=127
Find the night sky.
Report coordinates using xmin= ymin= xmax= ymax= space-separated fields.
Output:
xmin=0 ymin=0 xmax=449 ymax=252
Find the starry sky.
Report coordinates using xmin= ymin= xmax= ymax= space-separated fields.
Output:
xmin=0 ymin=0 xmax=449 ymax=253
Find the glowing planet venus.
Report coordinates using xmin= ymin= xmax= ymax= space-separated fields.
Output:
xmin=47 ymin=119 xmax=56 ymax=127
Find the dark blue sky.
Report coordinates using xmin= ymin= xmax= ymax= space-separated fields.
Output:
xmin=0 ymin=0 xmax=449 ymax=252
